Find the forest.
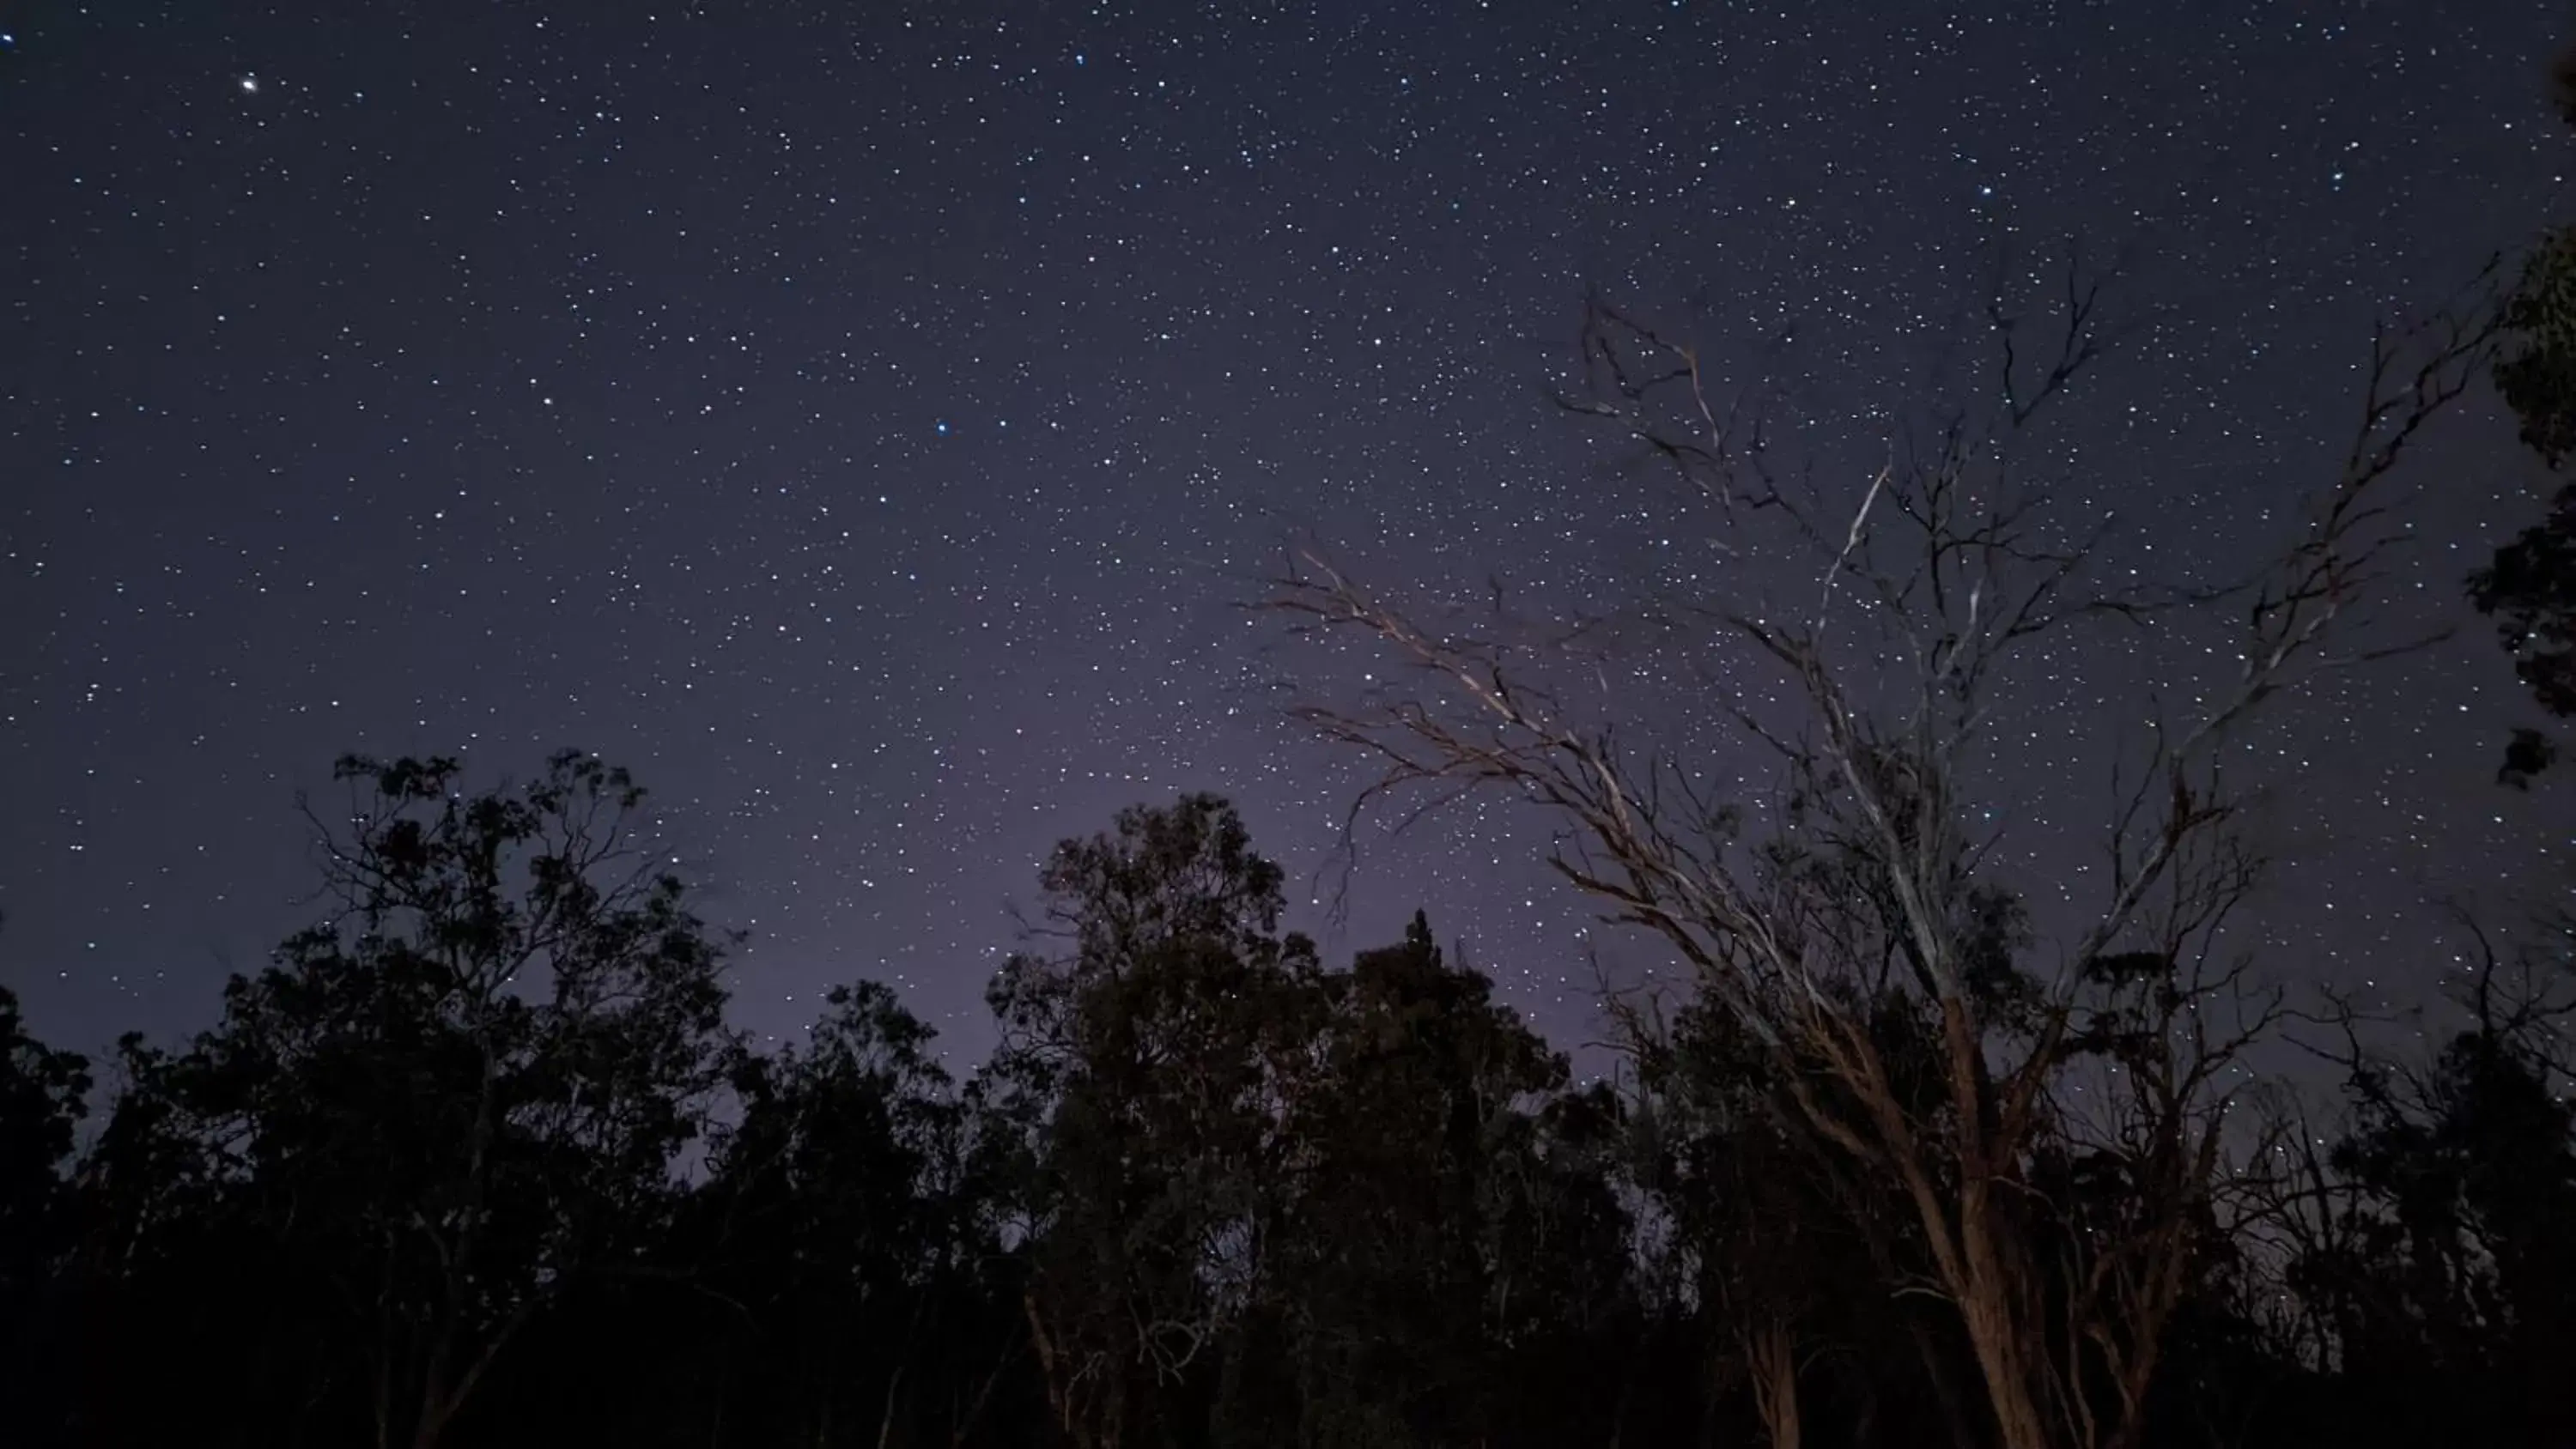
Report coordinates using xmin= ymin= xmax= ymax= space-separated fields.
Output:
xmin=7 ymin=56 xmax=2576 ymax=1449
xmin=0 ymin=736 xmax=2568 ymax=1449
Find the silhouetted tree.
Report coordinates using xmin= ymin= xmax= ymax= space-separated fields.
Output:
xmin=75 ymin=752 xmax=738 ymax=1449
xmin=2274 ymin=940 xmax=2576 ymax=1447
xmin=1625 ymin=985 xmax=1915 ymax=1449
xmin=678 ymin=979 xmax=1025 ymax=1448
xmin=0 ymin=974 xmax=88 ymax=1300
xmin=0 ymin=951 xmax=91 ymax=1440
xmin=982 ymin=794 xmax=1327 ymax=1449
xmin=1266 ymin=911 xmax=1635 ymax=1449
xmin=2474 ymin=43 xmax=2576 ymax=785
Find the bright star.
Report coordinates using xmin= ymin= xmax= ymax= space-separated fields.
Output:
xmin=238 ymin=75 xmax=259 ymax=94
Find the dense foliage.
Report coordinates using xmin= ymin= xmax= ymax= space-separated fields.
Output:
xmin=0 ymin=761 xmax=2566 ymax=1449
xmin=2474 ymin=45 xmax=2576 ymax=785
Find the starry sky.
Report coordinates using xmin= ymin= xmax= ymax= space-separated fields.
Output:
xmin=3 ymin=0 xmax=2568 ymax=1066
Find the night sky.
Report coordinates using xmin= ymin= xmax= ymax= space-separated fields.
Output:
xmin=3 ymin=1 xmax=2568 ymax=1067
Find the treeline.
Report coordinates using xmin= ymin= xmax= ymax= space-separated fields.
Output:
xmin=0 ymin=752 xmax=2567 ymax=1449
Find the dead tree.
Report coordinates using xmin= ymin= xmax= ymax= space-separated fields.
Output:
xmin=1268 ymin=267 xmax=2499 ymax=1449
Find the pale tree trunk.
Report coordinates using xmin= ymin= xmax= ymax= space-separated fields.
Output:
xmin=1743 ymin=1319 xmax=1802 ymax=1449
xmin=407 ymin=1285 xmax=533 ymax=1449
xmin=1955 ymin=1276 xmax=2053 ymax=1449
xmin=1953 ymin=1115 xmax=2057 ymax=1449
xmin=1024 ymin=1289 xmax=1127 ymax=1449
xmin=876 ymin=1363 xmax=905 ymax=1449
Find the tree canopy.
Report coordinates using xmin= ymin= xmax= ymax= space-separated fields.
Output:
xmin=0 ymin=758 xmax=2565 ymax=1449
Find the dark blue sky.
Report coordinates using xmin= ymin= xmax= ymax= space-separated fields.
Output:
xmin=3 ymin=0 xmax=2566 ymax=1064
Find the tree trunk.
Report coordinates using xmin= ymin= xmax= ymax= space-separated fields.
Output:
xmin=1746 ymin=1320 xmax=1802 ymax=1449
xmin=1954 ymin=1270 xmax=2052 ymax=1449
xmin=1934 ymin=1121 xmax=2058 ymax=1449
xmin=876 ymin=1363 xmax=905 ymax=1449
xmin=1022 ymin=1291 xmax=1070 ymax=1434
xmin=408 ymin=1308 xmax=464 ymax=1449
xmin=410 ymin=1373 xmax=453 ymax=1449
